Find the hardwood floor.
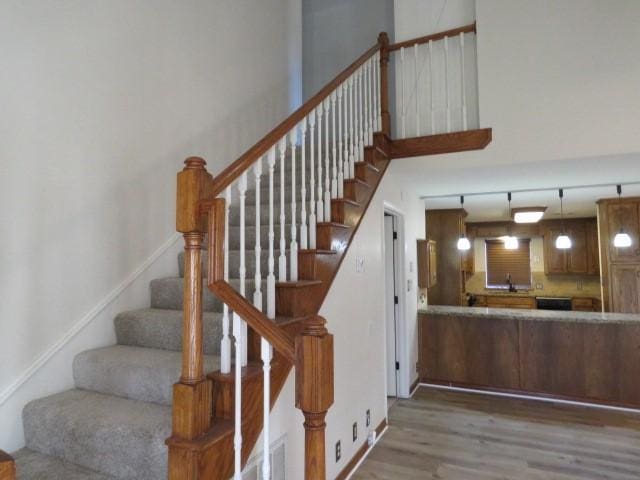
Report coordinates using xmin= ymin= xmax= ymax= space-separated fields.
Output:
xmin=352 ymin=387 xmax=640 ymax=479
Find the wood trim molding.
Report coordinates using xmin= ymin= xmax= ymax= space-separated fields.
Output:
xmin=389 ymin=23 xmax=476 ymax=52
xmin=409 ymin=377 xmax=420 ymax=396
xmin=334 ymin=419 xmax=387 ymax=480
xmin=389 ymin=128 xmax=492 ymax=159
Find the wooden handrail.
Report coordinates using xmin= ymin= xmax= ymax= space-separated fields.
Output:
xmin=208 ymin=280 xmax=296 ymax=364
xmin=205 ymin=42 xmax=382 ymax=200
xmin=388 ymin=22 xmax=476 ymax=52
xmin=0 ymin=451 xmax=15 ymax=480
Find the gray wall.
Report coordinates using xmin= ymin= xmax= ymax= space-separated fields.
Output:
xmin=302 ymin=0 xmax=394 ymax=100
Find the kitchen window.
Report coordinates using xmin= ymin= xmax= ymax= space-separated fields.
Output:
xmin=485 ymin=239 xmax=532 ymax=289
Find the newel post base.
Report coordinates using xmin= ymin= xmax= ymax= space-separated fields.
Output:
xmin=0 ymin=451 xmax=15 ymax=480
xmin=295 ymin=316 xmax=334 ymax=480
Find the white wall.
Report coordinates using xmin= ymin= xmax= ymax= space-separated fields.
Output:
xmin=0 ymin=0 xmax=301 ymax=452
xmin=394 ymin=0 xmax=475 ymax=41
xmin=391 ymin=0 xmax=640 ymax=198
xmin=302 ymin=0 xmax=394 ymax=99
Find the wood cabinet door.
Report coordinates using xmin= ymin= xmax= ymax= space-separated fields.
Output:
xmin=607 ymin=203 xmax=640 ymax=263
xmin=567 ymin=221 xmax=588 ymax=274
xmin=586 ymin=219 xmax=600 ymax=276
xmin=610 ymin=264 xmax=640 ymax=313
xmin=543 ymin=226 xmax=567 ymax=274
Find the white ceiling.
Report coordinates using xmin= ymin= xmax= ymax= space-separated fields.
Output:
xmin=391 ymin=151 xmax=640 ymax=223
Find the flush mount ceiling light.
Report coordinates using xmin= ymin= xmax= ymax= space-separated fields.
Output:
xmin=613 ymin=184 xmax=633 ymax=248
xmin=457 ymin=196 xmax=471 ymax=251
xmin=504 ymin=192 xmax=519 ymax=250
xmin=555 ymin=188 xmax=572 ymax=249
xmin=512 ymin=206 xmax=547 ymax=224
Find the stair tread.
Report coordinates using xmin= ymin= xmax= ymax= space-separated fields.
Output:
xmin=331 ymin=197 xmax=360 ymax=206
xmin=276 ymin=279 xmax=323 ymax=288
xmin=344 ymin=177 xmax=371 ymax=187
xmin=317 ymin=221 xmax=350 ymax=228
xmin=115 ymin=308 xmax=223 ymax=354
xmin=298 ymin=249 xmax=337 ymax=255
xmin=355 ymin=160 xmax=381 ymax=173
xmin=23 ymin=389 xmax=171 ymax=480
xmin=13 ymin=448 xmax=114 ymax=480
xmin=74 ymin=345 xmax=220 ymax=406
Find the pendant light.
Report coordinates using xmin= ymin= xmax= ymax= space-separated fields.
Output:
xmin=555 ymin=188 xmax=572 ymax=249
xmin=613 ymin=184 xmax=633 ymax=248
xmin=457 ymin=196 xmax=471 ymax=251
xmin=504 ymin=192 xmax=519 ymax=250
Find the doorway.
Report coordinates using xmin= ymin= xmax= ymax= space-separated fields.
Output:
xmin=384 ymin=213 xmax=400 ymax=398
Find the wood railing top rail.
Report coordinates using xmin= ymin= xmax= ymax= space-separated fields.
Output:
xmin=205 ymin=41 xmax=382 ymax=200
xmin=388 ymin=23 xmax=476 ymax=52
xmin=209 ymin=280 xmax=296 ymax=364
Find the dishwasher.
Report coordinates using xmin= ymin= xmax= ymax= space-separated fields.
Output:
xmin=535 ymin=297 xmax=572 ymax=311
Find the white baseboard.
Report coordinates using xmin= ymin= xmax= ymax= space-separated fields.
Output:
xmin=0 ymin=233 xmax=181 ymax=406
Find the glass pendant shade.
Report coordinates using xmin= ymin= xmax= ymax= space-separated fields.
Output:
xmin=504 ymin=236 xmax=519 ymax=250
xmin=555 ymin=234 xmax=572 ymax=249
xmin=457 ymin=236 xmax=471 ymax=251
xmin=613 ymin=231 xmax=632 ymax=248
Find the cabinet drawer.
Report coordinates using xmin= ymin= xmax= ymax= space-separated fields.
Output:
xmin=486 ymin=296 xmax=535 ymax=309
xmin=572 ymin=298 xmax=593 ymax=309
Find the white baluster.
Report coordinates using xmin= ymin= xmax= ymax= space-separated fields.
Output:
xmin=267 ymin=147 xmax=276 ymax=319
xmin=309 ymin=110 xmax=317 ymax=249
xmin=316 ymin=105 xmax=324 ymax=223
xmin=238 ymin=172 xmax=248 ymax=367
xmin=221 ymin=187 xmax=231 ymax=374
xmin=460 ymin=32 xmax=468 ymax=131
xmin=445 ymin=35 xmax=451 ymax=133
xmin=342 ymin=82 xmax=350 ymax=182
xmin=364 ymin=60 xmax=370 ymax=147
xmin=349 ymin=75 xmax=355 ymax=178
xmin=323 ymin=98 xmax=331 ymax=221
xmin=253 ymin=159 xmax=262 ymax=312
xmin=289 ymin=127 xmax=298 ymax=282
xmin=358 ymin=67 xmax=364 ymax=162
xmin=330 ymin=91 xmax=337 ymax=199
xmin=232 ymin=310 xmax=243 ymax=480
xmin=375 ymin=51 xmax=381 ymax=131
xmin=400 ymin=47 xmax=406 ymax=138
xmin=337 ymin=84 xmax=344 ymax=198
xmin=367 ymin=58 xmax=373 ymax=145
xmin=429 ymin=40 xmax=435 ymax=134
xmin=414 ymin=44 xmax=420 ymax=137
xmin=300 ymin=117 xmax=308 ymax=250
xmin=260 ymin=338 xmax=272 ymax=480
xmin=278 ymin=137 xmax=287 ymax=282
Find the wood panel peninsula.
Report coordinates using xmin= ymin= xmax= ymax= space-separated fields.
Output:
xmin=419 ymin=305 xmax=640 ymax=408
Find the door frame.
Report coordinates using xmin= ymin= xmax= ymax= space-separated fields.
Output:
xmin=383 ymin=203 xmax=410 ymax=398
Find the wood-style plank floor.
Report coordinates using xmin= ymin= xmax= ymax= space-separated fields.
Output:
xmin=352 ymin=387 xmax=640 ymax=479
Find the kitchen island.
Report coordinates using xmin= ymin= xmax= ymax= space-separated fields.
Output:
xmin=419 ymin=305 xmax=640 ymax=408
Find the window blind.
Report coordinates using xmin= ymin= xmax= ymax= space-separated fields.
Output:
xmin=485 ymin=239 xmax=531 ymax=288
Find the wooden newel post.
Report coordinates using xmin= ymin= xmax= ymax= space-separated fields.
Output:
xmin=0 ymin=451 xmax=15 ymax=480
xmin=168 ymin=157 xmax=214 ymax=479
xmin=295 ymin=316 xmax=334 ymax=480
xmin=378 ymin=32 xmax=391 ymax=137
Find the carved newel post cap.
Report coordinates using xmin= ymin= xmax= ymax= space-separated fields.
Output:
xmin=378 ymin=32 xmax=389 ymax=46
xmin=183 ymin=156 xmax=207 ymax=170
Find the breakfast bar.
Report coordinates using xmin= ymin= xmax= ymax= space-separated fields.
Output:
xmin=419 ymin=305 xmax=640 ymax=408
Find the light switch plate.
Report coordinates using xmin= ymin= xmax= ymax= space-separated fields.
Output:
xmin=356 ymin=256 xmax=365 ymax=273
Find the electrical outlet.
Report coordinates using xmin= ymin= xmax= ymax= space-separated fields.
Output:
xmin=416 ymin=361 xmax=420 ymax=373
xmin=577 ymin=280 xmax=583 ymax=290
xmin=353 ymin=422 xmax=358 ymax=442
xmin=366 ymin=409 xmax=371 ymax=427
xmin=355 ymin=256 xmax=365 ymax=273
xmin=536 ymin=282 xmax=544 ymax=290
xmin=335 ymin=441 xmax=341 ymax=462
xmin=367 ymin=430 xmax=377 ymax=446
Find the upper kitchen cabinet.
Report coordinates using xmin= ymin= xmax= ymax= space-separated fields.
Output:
xmin=603 ymin=201 xmax=640 ymax=263
xmin=541 ymin=218 xmax=598 ymax=275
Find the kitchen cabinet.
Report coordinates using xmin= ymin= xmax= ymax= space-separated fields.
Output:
xmin=542 ymin=219 xmax=599 ymax=275
xmin=571 ymin=297 xmax=601 ymax=312
xmin=605 ymin=202 xmax=640 ymax=263
xmin=610 ymin=264 xmax=640 ymax=313
xmin=486 ymin=295 xmax=536 ymax=309
xmin=417 ymin=239 xmax=437 ymax=288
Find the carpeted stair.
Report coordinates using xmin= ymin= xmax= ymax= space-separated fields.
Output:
xmin=12 ymin=153 xmax=300 ymax=479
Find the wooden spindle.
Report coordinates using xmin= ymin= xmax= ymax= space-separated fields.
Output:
xmin=349 ymin=75 xmax=355 ymax=178
xmin=238 ymin=172 xmax=248 ymax=367
xmin=300 ymin=117 xmax=308 ymax=250
xmin=316 ymin=105 xmax=324 ymax=223
xmin=330 ymin=91 xmax=337 ymax=199
xmin=400 ymin=46 xmax=406 ymax=138
xmin=342 ymin=81 xmax=350 ymax=182
xmin=445 ymin=35 xmax=451 ymax=133
xmin=267 ymin=147 xmax=276 ymax=319
xmin=278 ymin=137 xmax=287 ymax=282
xmin=357 ymin=67 xmax=364 ymax=162
xmin=253 ymin=159 xmax=263 ymax=311
xmin=232 ymin=309 xmax=243 ymax=480
xmin=364 ymin=59 xmax=370 ymax=146
xmin=374 ymin=51 xmax=381 ymax=132
xmin=429 ymin=39 xmax=435 ymax=134
xmin=290 ymin=127 xmax=298 ymax=281
xmin=378 ymin=32 xmax=391 ymax=136
xmin=296 ymin=316 xmax=334 ymax=480
xmin=221 ymin=186 xmax=232 ymax=373
xmin=337 ymin=84 xmax=344 ymax=198
xmin=414 ymin=43 xmax=420 ymax=137
xmin=323 ymin=98 xmax=331 ymax=221
xmin=367 ymin=58 xmax=374 ymax=144
xmin=261 ymin=337 xmax=273 ymax=480
xmin=460 ymin=31 xmax=468 ymax=131
xmin=309 ymin=110 xmax=317 ymax=249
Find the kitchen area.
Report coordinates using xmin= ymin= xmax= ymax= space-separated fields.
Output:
xmin=416 ymin=186 xmax=640 ymax=408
